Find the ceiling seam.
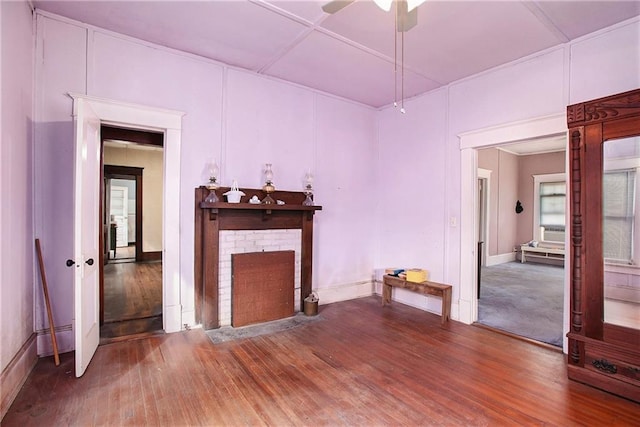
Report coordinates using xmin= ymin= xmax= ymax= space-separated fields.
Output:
xmin=313 ymin=26 xmax=442 ymax=83
xmin=522 ymin=1 xmax=570 ymax=43
xmin=257 ymin=26 xmax=318 ymax=74
xmin=249 ymin=0 xmax=442 ymax=84
xmin=248 ymin=0 xmax=331 ymax=74
xmin=248 ymin=0 xmax=318 ymax=27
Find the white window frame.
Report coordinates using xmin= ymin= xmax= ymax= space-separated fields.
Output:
xmin=533 ymin=173 xmax=566 ymax=244
xmin=603 ymin=156 xmax=640 ymax=267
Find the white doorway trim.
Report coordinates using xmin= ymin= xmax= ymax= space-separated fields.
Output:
xmin=477 ymin=168 xmax=491 ymax=268
xmin=69 ymin=93 xmax=185 ymax=333
xmin=457 ymin=113 xmax=568 ymax=338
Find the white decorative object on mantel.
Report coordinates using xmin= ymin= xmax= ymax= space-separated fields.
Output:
xmin=223 ymin=180 xmax=245 ymax=203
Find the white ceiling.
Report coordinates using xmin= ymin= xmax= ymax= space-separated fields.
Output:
xmin=498 ymin=135 xmax=567 ymax=155
xmin=32 ymin=0 xmax=640 ymax=108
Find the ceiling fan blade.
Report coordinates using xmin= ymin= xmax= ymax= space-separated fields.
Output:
xmin=322 ymin=0 xmax=355 ymax=14
xmin=397 ymin=2 xmax=418 ymax=32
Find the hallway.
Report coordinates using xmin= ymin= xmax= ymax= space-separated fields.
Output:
xmin=100 ymin=261 xmax=163 ymax=342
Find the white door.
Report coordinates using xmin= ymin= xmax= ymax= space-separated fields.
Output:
xmin=72 ymin=97 xmax=101 ymax=377
xmin=110 ymin=185 xmax=129 ymax=247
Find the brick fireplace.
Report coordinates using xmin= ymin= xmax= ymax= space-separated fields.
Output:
xmin=194 ymin=186 xmax=321 ymax=329
xmin=219 ymin=230 xmax=301 ymax=326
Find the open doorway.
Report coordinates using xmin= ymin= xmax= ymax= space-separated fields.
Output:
xmin=100 ymin=125 xmax=164 ymax=342
xmin=110 ymin=180 xmax=134 ymax=260
xmin=104 ymin=165 xmax=142 ymax=263
xmin=475 ymin=137 xmax=566 ymax=347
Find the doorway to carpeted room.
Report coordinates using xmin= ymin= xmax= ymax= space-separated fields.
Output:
xmin=477 ymin=261 xmax=564 ymax=347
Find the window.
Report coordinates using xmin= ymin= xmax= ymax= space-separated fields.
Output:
xmin=539 ymin=181 xmax=566 ymax=242
xmin=603 ymin=170 xmax=636 ymax=264
xmin=533 ymin=173 xmax=566 ymax=244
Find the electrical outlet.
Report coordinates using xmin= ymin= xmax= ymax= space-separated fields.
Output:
xmin=449 ymin=216 xmax=457 ymax=227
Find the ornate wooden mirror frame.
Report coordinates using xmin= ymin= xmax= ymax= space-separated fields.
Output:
xmin=566 ymin=88 xmax=640 ymax=402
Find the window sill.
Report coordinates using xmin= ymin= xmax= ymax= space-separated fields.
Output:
xmin=604 ymin=262 xmax=640 ymax=275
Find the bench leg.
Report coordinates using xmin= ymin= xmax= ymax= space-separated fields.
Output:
xmin=382 ymin=283 xmax=392 ymax=306
xmin=441 ymin=288 xmax=452 ymax=325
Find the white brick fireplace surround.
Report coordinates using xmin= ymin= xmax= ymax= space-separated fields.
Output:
xmin=218 ymin=229 xmax=301 ymax=326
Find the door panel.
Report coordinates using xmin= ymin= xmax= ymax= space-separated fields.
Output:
xmin=73 ymin=97 xmax=101 ymax=377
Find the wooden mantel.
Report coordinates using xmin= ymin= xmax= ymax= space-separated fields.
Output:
xmin=194 ymin=186 xmax=322 ymax=329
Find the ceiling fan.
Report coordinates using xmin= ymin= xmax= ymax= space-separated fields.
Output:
xmin=322 ymin=0 xmax=425 ymax=32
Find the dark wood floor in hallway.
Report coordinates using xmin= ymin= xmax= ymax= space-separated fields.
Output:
xmin=103 ymin=261 xmax=162 ymax=322
xmin=101 ymin=260 xmax=163 ymax=341
xmin=4 ymin=297 xmax=639 ymax=426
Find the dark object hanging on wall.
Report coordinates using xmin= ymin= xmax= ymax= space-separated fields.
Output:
xmin=515 ymin=200 xmax=524 ymax=214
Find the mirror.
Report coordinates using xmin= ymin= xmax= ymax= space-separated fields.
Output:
xmin=603 ymin=136 xmax=640 ymax=329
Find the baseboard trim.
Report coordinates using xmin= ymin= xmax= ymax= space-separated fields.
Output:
xmin=37 ymin=326 xmax=74 ymax=356
xmin=1 ymin=333 xmax=38 ymax=420
xmin=181 ymin=308 xmax=196 ymax=330
xmin=138 ymin=251 xmax=162 ymax=262
xmin=315 ymin=280 xmax=373 ymax=305
xmin=486 ymin=252 xmax=516 ymax=266
xmin=164 ymin=304 xmax=182 ymax=333
xmin=474 ymin=323 xmax=563 ymax=352
xmin=457 ymin=297 xmax=473 ymax=324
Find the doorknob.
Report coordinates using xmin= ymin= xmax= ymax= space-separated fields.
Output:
xmin=85 ymin=258 xmax=94 ymax=266
xmin=66 ymin=259 xmax=75 ymax=267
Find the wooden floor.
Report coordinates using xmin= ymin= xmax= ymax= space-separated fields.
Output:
xmin=103 ymin=261 xmax=162 ymax=323
xmin=111 ymin=243 xmax=136 ymax=260
xmin=4 ymin=297 xmax=639 ymax=426
xmin=101 ymin=260 xmax=162 ymax=341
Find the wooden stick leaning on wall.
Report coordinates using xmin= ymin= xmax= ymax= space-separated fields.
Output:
xmin=35 ymin=238 xmax=60 ymax=366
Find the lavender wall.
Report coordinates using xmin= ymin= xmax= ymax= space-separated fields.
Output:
xmin=376 ymin=89 xmax=448 ymax=313
xmin=569 ymin=20 xmax=640 ymax=103
xmin=314 ymin=94 xmax=376 ymax=297
xmin=0 ymin=0 xmax=35 ymax=413
xmin=33 ymin=12 xmax=376 ymax=352
xmin=377 ymin=18 xmax=640 ymax=318
xmin=1 ymin=5 xmax=636 ymax=417
xmin=34 ymin=15 xmax=88 ymax=354
xmin=19 ymin=11 xmax=640 ymax=360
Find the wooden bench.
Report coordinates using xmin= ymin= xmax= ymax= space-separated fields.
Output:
xmin=382 ymin=275 xmax=452 ymax=325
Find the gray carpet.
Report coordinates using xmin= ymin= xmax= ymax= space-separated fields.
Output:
xmin=205 ymin=312 xmax=322 ymax=344
xmin=478 ymin=262 xmax=564 ymax=347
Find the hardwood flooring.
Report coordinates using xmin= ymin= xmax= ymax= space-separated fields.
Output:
xmin=102 ymin=261 xmax=162 ymax=341
xmin=112 ymin=244 xmax=136 ymax=261
xmin=4 ymin=297 xmax=639 ymax=426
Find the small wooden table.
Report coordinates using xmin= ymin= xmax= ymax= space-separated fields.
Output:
xmin=382 ymin=275 xmax=452 ymax=325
